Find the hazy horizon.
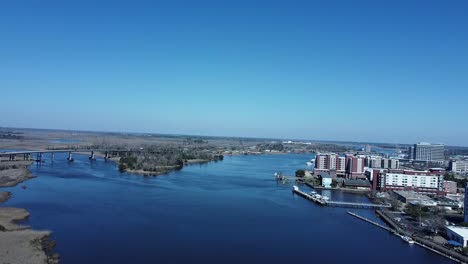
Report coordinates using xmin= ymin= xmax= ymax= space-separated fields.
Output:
xmin=1 ymin=1 xmax=467 ymax=145
xmin=2 ymin=125 xmax=462 ymax=148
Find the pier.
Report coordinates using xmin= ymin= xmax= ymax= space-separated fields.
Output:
xmin=347 ymin=211 xmax=393 ymax=232
xmin=292 ymin=186 xmax=391 ymax=209
xmin=327 ymin=201 xmax=391 ymax=209
xmin=292 ymin=186 xmax=326 ymax=205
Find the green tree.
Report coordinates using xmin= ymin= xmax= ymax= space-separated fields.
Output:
xmin=118 ymin=163 xmax=127 ymax=173
xmin=295 ymin=169 xmax=305 ymax=177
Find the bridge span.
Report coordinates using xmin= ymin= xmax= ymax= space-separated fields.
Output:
xmin=0 ymin=149 xmax=137 ymax=162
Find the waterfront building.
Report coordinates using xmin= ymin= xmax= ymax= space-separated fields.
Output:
xmin=450 ymin=160 xmax=468 ymax=173
xmin=375 ymin=169 xmax=444 ymax=195
xmin=314 ymin=153 xmax=346 ymax=175
xmin=446 ymin=226 xmax=468 ymax=247
xmin=321 ymin=173 xmax=332 ymax=188
xmin=412 ymin=142 xmax=445 ymax=161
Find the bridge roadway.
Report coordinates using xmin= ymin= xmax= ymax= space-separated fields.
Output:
xmin=0 ymin=149 xmax=139 ymax=161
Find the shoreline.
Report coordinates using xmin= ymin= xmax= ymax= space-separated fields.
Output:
xmin=0 ymin=161 xmax=59 ymax=264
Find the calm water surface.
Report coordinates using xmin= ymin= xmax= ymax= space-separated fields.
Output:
xmin=2 ymin=153 xmax=452 ymax=263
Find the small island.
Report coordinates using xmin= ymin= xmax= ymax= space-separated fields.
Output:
xmin=116 ymin=145 xmax=224 ymax=175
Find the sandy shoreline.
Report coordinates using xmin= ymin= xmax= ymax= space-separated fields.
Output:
xmin=0 ymin=161 xmax=59 ymax=264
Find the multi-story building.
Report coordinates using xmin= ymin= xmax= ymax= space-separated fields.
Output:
xmin=412 ymin=142 xmax=445 ymax=161
xmin=365 ymin=156 xmax=381 ymax=168
xmin=373 ymin=169 xmax=444 ymax=195
xmin=365 ymin=156 xmax=399 ymax=169
xmin=314 ymin=153 xmax=346 ymax=175
xmin=346 ymin=154 xmax=365 ymax=179
xmin=451 ymin=160 xmax=468 ymax=173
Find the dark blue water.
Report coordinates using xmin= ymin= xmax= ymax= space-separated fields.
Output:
xmin=1 ymin=154 xmax=452 ymax=263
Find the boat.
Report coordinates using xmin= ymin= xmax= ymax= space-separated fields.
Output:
xmin=401 ymin=235 xmax=414 ymax=244
xmin=309 ymin=191 xmax=317 ymax=195
xmin=322 ymin=196 xmax=330 ymax=201
xmin=306 ymin=159 xmax=315 ymax=166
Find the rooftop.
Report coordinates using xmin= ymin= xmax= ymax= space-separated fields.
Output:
xmin=393 ymin=191 xmax=431 ymax=201
xmin=343 ymin=179 xmax=371 ymax=187
xmin=446 ymin=226 xmax=468 ymax=239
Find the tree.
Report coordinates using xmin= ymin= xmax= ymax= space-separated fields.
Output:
xmin=118 ymin=163 xmax=127 ymax=173
xmin=295 ymin=169 xmax=305 ymax=177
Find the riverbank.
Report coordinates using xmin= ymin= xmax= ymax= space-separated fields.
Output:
xmin=0 ymin=191 xmax=11 ymax=203
xmin=0 ymin=160 xmax=35 ymax=187
xmin=0 ymin=161 xmax=59 ymax=264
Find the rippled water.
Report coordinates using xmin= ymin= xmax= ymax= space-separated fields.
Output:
xmin=1 ymin=153 xmax=452 ymax=263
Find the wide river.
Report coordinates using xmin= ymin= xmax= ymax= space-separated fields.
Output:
xmin=2 ymin=153 xmax=452 ymax=263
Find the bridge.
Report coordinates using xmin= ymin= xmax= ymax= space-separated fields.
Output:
xmin=0 ymin=148 xmax=139 ymax=162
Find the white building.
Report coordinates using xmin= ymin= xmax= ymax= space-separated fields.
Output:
xmin=446 ymin=226 xmax=468 ymax=247
xmin=321 ymin=173 xmax=332 ymax=188
xmin=413 ymin=142 xmax=445 ymax=161
xmin=451 ymin=160 xmax=468 ymax=173
xmin=380 ymin=171 xmax=444 ymax=194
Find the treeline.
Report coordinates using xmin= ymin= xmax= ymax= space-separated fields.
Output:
xmin=0 ymin=133 xmax=23 ymax=139
xmin=118 ymin=145 xmax=223 ymax=173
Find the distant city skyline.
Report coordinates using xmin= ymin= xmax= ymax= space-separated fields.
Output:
xmin=1 ymin=1 xmax=467 ymax=145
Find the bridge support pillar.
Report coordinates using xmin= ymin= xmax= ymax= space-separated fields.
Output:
xmin=67 ymin=152 xmax=73 ymax=161
xmin=36 ymin=153 xmax=42 ymax=163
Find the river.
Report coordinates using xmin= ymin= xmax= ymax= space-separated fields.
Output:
xmin=1 ymin=153 xmax=452 ymax=263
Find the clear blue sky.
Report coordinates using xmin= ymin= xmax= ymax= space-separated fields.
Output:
xmin=1 ymin=1 xmax=467 ymax=145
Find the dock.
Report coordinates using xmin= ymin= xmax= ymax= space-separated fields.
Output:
xmin=292 ymin=186 xmax=391 ymax=209
xmin=347 ymin=211 xmax=392 ymax=232
xmin=327 ymin=201 xmax=391 ymax=209
xmin=292 ymin=186 xmax=326 ymax=205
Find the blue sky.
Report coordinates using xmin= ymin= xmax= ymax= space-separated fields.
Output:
xmin=1 ymin=1 xmax=467 ymax=145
